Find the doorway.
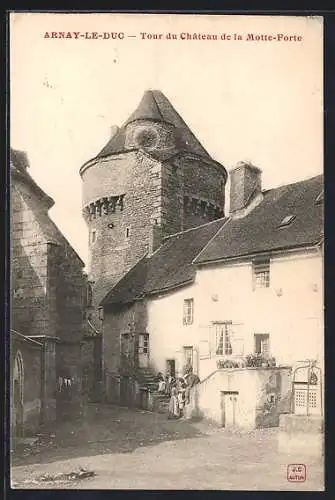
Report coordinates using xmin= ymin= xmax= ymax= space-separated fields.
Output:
xmin=166 ymin=359 xmax=176 ymax=377
xmin=120 ymin=376 xmax=132 ymax=406
xmin=93 ymin=336 xmax=103 ymax=382
xmin=138 ymin=334 xmax=149 ymax=368
xmin=221 ymin=391 xmax=239 ymax=428
xmin=12 ymin=350 xmax=24 ymax=436
xmin=183 ymin=346 xmax=194 ymax=368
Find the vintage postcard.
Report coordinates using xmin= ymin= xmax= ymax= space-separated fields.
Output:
xmin=9 ymin=12 xmax=324 ymax=490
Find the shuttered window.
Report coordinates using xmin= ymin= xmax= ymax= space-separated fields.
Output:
xmin=254 ymin=333 xmax=270 ymax=356
xmin=215 ymin=322 xmax=233 ymax=355
xmin=252 ymin=259 xmax=270 ymax=289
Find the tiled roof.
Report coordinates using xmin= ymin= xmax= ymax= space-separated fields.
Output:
xmin=100 ymin=218 xmax=226 ymax=306
xmin=10 ymin=148 xmax=55 ymax=209
xmin=125 ymin=90 xmax=165 ymax=124
xmin=11 ymin=148 xmax=85 ymax=267
xmin=101 ymin=174 xmax=323 ymax=307
xmin=96 ymin=90 xmax=212 ymax=161
xmin=10 ymin=149 xmax=30 ymax=171
xmin=195 ymin=174 xmax=323 ymax=264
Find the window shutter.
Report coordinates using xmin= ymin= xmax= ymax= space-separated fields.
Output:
xmin=231 ymin=323 xmax=244 ymax=356
xmin=253 ymin=261 xmax=270 ymax=273
xmin=199 ymin=340 xmax=210 ymax=359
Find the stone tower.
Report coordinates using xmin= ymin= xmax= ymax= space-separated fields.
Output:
xmin=80 ymin=90 xmax=227 ymax=305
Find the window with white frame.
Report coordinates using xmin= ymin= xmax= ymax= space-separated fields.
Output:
xmin=252 ymin=259 xmax=270 ymax=289
xmin=138 ymin=333 xmax=149 ymax=354
xmin=254 ymin=333 xmax=270 ymax=356
xmin=215 ymin=322 xmax=233 ymax=355
xmin=183 ymin=298 xmax=194 ymax=325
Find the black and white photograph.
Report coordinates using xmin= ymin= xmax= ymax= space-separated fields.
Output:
xmin=9 ymin=12 xmax=324 ymax=490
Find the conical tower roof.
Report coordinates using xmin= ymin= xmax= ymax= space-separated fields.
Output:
xmin=125 ymin=90 xmax=165 ymax=124
xmin=96 ymin=90 xmax=212 ymax=160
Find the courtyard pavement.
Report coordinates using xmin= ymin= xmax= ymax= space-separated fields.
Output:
xmin=11 ymin=404 xmax=324 ymax=491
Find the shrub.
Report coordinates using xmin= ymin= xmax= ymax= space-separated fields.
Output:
xmin=245 ymin=353 xmax=276 ymax=368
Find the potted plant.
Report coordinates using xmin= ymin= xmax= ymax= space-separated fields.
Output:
xmin=216 ymin=359 xmax=240 ymax=369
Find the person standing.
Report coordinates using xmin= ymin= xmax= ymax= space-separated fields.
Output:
xmin=185 ymin=369 xmax=200 ymax=404
xmin=177 ymin=378 xmax=187 ymax=417
xmin=157 ymin=374 xmax=166 ymax=393
xmin=168 ymin=387 xmax=180 ymax=419
xmin=165 ymin=372 xmax=171 ymax=395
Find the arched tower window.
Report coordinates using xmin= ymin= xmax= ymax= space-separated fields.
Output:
xmin=90 ymin=230 xmax=97 ymax=245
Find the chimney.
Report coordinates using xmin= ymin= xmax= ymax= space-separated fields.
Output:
xmin=148 ymin=223 xmax=163 ymax=256
xmin=229 ymin=161 xmax=263 ymax=217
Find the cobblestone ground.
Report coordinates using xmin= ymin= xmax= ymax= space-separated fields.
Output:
xmin=11 ymin=404 xmax=324 ymax=491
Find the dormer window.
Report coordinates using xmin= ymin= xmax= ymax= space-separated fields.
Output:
xmin=278 ymin=215 xmax=296 ymax=228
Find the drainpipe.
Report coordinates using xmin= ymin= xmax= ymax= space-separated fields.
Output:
xmin=40 ymin=338 xmax=47 ymax=425
xmin=306 ymin=361 xmax=311 ymax=417
xmin=98 ymin=307 xmax=104 ymax=400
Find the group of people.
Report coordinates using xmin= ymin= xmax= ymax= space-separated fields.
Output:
xmin=156 ymin=367 xmax=200 ymax=420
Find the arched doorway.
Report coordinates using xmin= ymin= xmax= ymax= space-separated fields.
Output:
xmin=12 ymin=350 xmax=24 ymax=437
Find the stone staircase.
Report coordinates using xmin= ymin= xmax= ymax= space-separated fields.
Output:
xmin=137 ymin=368 xmax=170 ymax=414
xmin=150 ymin=392 xmax=170 ymax=414
xmin=137 ymin=367 xmax=158 ymax=392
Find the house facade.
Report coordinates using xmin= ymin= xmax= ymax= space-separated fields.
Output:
xmin=146 ymin=243 xmax=323 ymax=380
xmin=10 ymin=149 xmax=92 ymax=438
xmin=100 ymin=168 xmax=323 ymax=414
xmin=79 ymin=90 xmax=323 ymax=426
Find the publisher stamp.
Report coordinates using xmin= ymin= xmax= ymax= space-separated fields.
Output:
xmin=287 ymin=464 xmax=307 ymax=482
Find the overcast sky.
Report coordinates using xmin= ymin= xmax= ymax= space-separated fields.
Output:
xmin=10 ymin=13 xmax=323 ymax=265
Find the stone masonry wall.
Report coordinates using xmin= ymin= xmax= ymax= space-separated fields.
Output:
xmin=182 ymin=156 xmax=226 ymax=230
xmin=47 ymin=242 xmax=86 ymax=343
xmin=12 ymin=173 xmax=87 ymax=423
xmin=103 ymin=301 xmax=148 ymax=403
xmin=82 ymin=152 xmax=164 ymax=297
xmin=41 ymin=338 xmax=57 ymax=425
xmin=81 ymin=336 xmax=96 ymax=396
xmin=161 ymin=160 xmax=183 ymax=236
xmin=11 ymin=187 xmax=49 ymax=337
xmin=56 ymin=342 xmax=84 ymax=420
xmin=82 ymin=151 xmax=227 ymax=305
xmin=47 ymin=242 xmax=87 ymax=419
xmin=11 ymin=341 xmax=42 ymax=435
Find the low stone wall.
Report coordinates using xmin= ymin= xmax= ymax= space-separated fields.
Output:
xmin=187 ymin=367 xmax=292 ymax=429
xmin=278 ymin=414 xmax=324 ymax=457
